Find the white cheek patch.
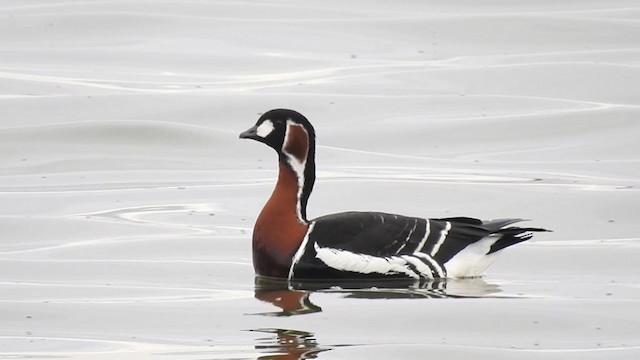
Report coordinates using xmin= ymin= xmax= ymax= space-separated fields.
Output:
xmin=256 ymin=120 xmax=274 ymax=138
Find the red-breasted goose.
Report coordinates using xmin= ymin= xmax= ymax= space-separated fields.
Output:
xmin=240 ymin=109 xmax=549 ymax=282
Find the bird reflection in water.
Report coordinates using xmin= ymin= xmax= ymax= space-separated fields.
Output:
xmin=253 ymin=275 xmax=502 ymax=316
xmin=252 ymin=328 xmax=328 ymax=360
xmin=251 ymin=277 xmax=503 ymax=359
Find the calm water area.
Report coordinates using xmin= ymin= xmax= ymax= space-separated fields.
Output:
xmin=1 ymin=1 xmax=639 ymax=358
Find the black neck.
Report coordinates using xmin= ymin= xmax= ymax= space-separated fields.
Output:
xmin=299 ymin=141 xmax=315 ymax=221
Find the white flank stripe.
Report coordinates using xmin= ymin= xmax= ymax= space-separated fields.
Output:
xmin=314 ymin=243 xmax=419 ymax=279
xmin=430 ymin=221 xmax=451 ymax=257
xmin=288 ymin=223 xmax=315 ymax=280
xmin=395 ymin=219 xmax=418 ymax=254
xmin=401 ymin=255 xmax=435 ymax=279
xmin=406 ymin=220 xmax=417 ymax=242
xmin=415 ymin=220 xmax=431 ymax=252
xmin=413 ymin=252 xmax=445 ymax=278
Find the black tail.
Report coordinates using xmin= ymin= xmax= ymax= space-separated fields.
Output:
xmin=483 ymin=219 xmax=551 ymax=254
xmin=434 ymin=217 xmax=550 ymax=262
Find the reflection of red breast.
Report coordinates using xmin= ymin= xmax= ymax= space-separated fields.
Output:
xmin=255 ymin=328 xmax=321 ymax=360
xmin=254 ymin=289 xmax=307 ymax=313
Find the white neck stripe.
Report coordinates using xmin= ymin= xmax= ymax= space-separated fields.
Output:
xmin=283 ymin=120 xmax=308 ymax=222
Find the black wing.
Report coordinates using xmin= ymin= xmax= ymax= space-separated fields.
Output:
xmin=292 ymin=211 xmax=548 ymax=280
xmin=310 ymin=212 xmax=501 ymax=262
xmin=310 ymin=211 xmax=430 ymax=256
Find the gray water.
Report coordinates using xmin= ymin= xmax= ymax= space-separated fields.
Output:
xmin=1 ymin=1 xmax=640 ymax=359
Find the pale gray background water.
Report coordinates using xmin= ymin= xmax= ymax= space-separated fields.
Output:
xmin=1 ymin=1 xmax=639 ymax=359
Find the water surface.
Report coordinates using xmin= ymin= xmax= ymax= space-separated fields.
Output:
xmin=1 ymin=0 xmax=639 ymax=358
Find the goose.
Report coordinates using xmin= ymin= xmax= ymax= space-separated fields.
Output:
xmin=240 ymin=109 xmax=548 ymax=282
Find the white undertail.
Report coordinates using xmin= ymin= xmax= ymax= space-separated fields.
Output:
xmin=444 ymin=235 xmax=501 ymax=278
